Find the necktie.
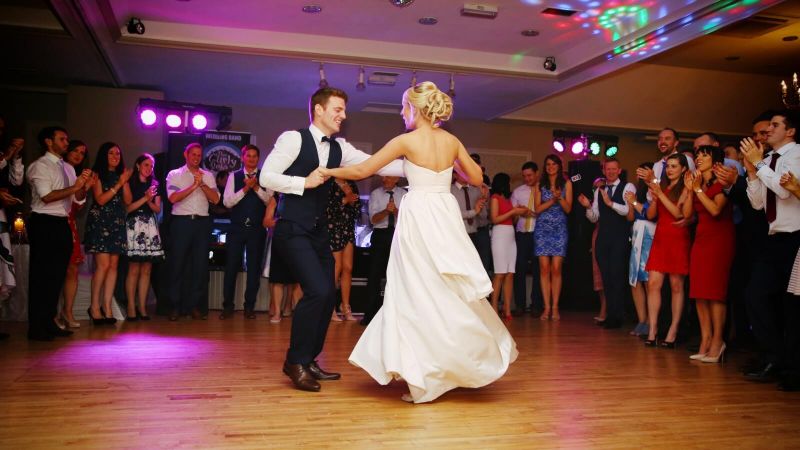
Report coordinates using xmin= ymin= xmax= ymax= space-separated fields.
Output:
xmin=58 ymin=160 xmax=72 ymax=214
xmin=524 ymin=188 xmax=534 ymax=232
xmin=607 ymin=184 xmax=613 ymax=197
xmin=766 ymin=152 xmax=781 ymax=223
xmin=386 ymin=190 xmax=395 ymax=228
xmin=661 ymin=160 xmax=667 ymax=179
xmin=463 ymin=186 xmax=473 ymax=225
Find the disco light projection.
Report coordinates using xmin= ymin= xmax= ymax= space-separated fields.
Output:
xmin=597 ymin=5 xmax=649 ymax=41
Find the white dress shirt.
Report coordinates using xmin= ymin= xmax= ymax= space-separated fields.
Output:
xmin=259 ymin=124 xmax=404 ymax=195
xmin=223 ymin=169 xmax=272 ymax=208
xmin=166 ymin=165 xmax=218 ymax=216
xmin=27 ymin=151 xmax=84 ymax=217
xmin=451 ymin=181 xmax=482 ymax=234
xmin=746 ymin=141 xmax=800 ymax=234
xmin=369 ymin=186 xmax=406 ymax=229
xmin=511 ymin=183 xmax=537 ymax=232
xmin=585 ymin=179 xmax=636 ymax=223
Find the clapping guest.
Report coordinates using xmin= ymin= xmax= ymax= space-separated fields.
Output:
xmin=625 ymin=162 xmax=655 ymax=337
xmin=326 ymin=178 xmax=361 ymax=321
xmin=84 ymin=142 xmax=132 ymax=325
xmin=58 ymin=140 xmax=94 ymax=328
xmin=643 ymin=154 xmax=691 ymax=348
xmin=263 ymin=193 xmax=301 ymax=323
xmin=684 ymin=146 xmax=735 ymax=362
xmin=781 ymin=171 xmax=800 ymax=298
xmin=534 ymin=154 xmax=572 ymax=321
xmin=489 ymin=173 xmax=528 ymax=319
xmin=124 ymin=153 xmax=163 ymax=321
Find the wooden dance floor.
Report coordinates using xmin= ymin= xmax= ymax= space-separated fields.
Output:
xmin=1 ymin=312 xmax=799 ymax=449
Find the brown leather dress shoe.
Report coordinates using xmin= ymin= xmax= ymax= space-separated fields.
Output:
xmin=219 ymin=308 xmax=234 ymax=320
xmin=283 ymin=362 xmax=321 ymax=392
xmin=244 ymin=308 xmax=256 ymax=319
xmin=308 ymin=361 xmax=341 ymax=380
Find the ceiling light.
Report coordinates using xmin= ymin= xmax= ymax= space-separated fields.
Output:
xmin=521 ymin=29 xmax=540 ymax=37
xmin=418 ymin=17 xmax=438 ymax=25
xmin=543 ymin=56 xmax=557 ymax=71
xmin=139 ymin=109 xmax=157 ymax=127
xmin=389 ymin=0 xmax=415 ymax=6
xmin=302 ymin=5 xmax=322 ymax=13
xmin=318 ymin=63 xmax=329 ymax=89
xmin=356 ymin=66 xmax=366 ymax=91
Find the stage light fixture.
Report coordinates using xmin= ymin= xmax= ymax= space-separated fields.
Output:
xmin=553 ymin=139 xmax=565 ymax=153
xmin=605 ymin=145 xmax=619 ymax=157
xmin=318 ymin=63 xmax=329 ymax=89
xmin=571 ymin=141 xmax=585 ymax=155
xmin=191 ymin=114 xmax=208 ymax=131
xmin=543 ymin=56 xmax=557 ymax=72
xmin=165 ymin=114 xmax=183 ymax=128
xmin=139 ymin=109 xmax=157 ymax=127
xmin=356 ymin=66 xmax=366 ymax=91
xmin=589 ymin=141 xmax=601 ymax=155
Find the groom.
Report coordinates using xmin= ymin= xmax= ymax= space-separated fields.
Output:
xmin=260 ymin=87 xmax=403 ymax=392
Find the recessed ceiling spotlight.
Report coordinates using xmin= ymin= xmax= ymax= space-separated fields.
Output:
xmin=389 ymin=0 xmax=415 ymax=6
xmin=724 ymin=56 xmax=740 ymax=61
xmin=783 ymin=35 xmax=798 ymax=41
xmin=302 ymin=5 xmax=322 ymax=13
xmin=419 ymin=17 xmax=438 ymax=25
xmin=521 ymin=29 xmax=540 ymax=37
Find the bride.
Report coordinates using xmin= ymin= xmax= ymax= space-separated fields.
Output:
xmin=320 ymin=81 xmax=518 ymax=403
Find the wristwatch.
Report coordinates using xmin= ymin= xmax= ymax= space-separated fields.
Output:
xmin=755 ymin=160 xmax=767 ymax=171
xmin=632 ymin=201 xmax=639 ymax=206
xmin=695 ymin=188 xmax=703 ymax=193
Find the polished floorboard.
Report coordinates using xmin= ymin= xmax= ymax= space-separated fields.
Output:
xmin=1 ymin=311 xmax=798 ymax=449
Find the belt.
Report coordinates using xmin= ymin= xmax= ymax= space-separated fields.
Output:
xmin=373 ymin=227 xmax=394 ymax=232
xmin=174 ymin=214 xmax=208 ymax=220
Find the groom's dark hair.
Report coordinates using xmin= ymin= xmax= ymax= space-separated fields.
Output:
xmin=309 ymin=87 xmax=349 ymax=121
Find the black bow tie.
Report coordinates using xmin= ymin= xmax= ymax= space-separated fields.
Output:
xmin=321 ymin=136 xmax=331 ymax=143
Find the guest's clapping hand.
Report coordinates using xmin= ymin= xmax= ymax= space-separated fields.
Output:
xmin=552 ymin=186 xmax=562 ymax=201
xmin=624 ymin=191 xmax=636 ymax=205
xmin=599 ymin=187 xmax=612 ymax=206
xmin=577 ymin=193 xmax=591 ymax=208
xmin=740 ymin=137 xmax=764 ymax=166
xmin=636 ymin=166 xmax=655 ymax=183
xmin=780 ymin=171 xmax=800 ymax=195
xmin=712 ymin=164 xmax=738 ymax=188
xmin=120 ymin=167 xmax=133 ymax=184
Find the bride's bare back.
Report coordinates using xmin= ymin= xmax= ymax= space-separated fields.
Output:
xmin=402 ymin=127 xmax=460 ymax=173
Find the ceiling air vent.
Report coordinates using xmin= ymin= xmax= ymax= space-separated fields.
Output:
xmin=541 ymin=7 xmax=578 ymax=17
xmin=716 ymin=15 xmax=789 ymax=38
xmin=368 ymin=72 xmax=399 ymax=86
xmin=362 ymin=103 xmax=403 ymax=114
xmin=460 ymin=3 xmax=498 ymax=19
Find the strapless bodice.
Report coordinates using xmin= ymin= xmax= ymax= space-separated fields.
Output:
xmin=403 ymin=159 xmax=453 ymax=194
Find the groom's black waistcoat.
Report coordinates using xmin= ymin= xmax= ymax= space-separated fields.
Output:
xmin=277 ymin=128 xmax=342 ymax=231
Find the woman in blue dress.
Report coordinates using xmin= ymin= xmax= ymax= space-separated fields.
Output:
xmin=625 ymin=162 xmax=655 ymax=337
xmin=534 ymin=154 xmax=572 ymax=321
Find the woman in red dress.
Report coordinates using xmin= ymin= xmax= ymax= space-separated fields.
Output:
xmin=644 ymin=153 xmax=691 ymax=348
xmin=685 ymin=146 xmax=735 ymax=363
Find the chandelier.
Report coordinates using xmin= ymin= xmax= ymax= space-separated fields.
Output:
xmin=781 ymin=73 xmax=799 ymax=110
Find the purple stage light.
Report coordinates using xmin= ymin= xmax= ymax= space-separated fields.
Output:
xmin=140 ymin=109 xmax=157 ymax=126
xmin=553 ymin=140 xmax=565 ymax=153
xmin=191 ymin=114 xmax=208 ymax=130
xmin=166 ymin=114 xmax=182 ymax=128
xmin=571 ymin=141 xmax=585 ymax=154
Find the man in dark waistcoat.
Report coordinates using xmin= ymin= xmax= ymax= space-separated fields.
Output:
xmin=259 ymin=87 xmax=404 ymax=392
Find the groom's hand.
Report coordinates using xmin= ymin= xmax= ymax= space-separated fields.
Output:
xmin=304 ymin=167 xmax=326 ymax=189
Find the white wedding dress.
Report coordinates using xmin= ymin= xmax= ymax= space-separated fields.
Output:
xmin=349 ymin=160 xmax=518 ymax=403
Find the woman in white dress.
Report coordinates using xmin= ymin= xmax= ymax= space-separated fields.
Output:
xmin=320 ymin=82 xmax=518 ymax=403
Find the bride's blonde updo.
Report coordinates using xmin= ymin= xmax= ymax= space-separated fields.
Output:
xmin=404 ymin=81 xmax=453 ymax=127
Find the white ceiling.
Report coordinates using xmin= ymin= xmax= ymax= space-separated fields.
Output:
xmin=0 ymin=0 xmax=796 ymax=121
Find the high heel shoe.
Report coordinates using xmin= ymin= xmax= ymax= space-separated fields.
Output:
xmin=127 ymin=311 xmax=139 ymax=322
xmin=644 ymin=338 xmax=658 ymax=347
xmin=59 ymin=311 xmax=80 ymax=328
xmin=342 ymin=305 xmax=358 ymax=321
xmin=331 ymin=311 xmax=343 ymax=322
xmin=101 ymin=307 xmax=117 ymax=325
xmin=87 ymin=307 xmax=106 ymax=326
xmin=540 ymin=309 xmax=551 ymax=321
xmin=701 ymin=343 xmax=726 ymax=363
xmin=689 ymin=352 xmax=708 ymax=360
xmin=659 ymin=340 xmax=676 ymax=349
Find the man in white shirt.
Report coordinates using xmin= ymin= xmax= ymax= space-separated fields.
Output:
xmin=259 ymin=87 xmax=404 ymax=392
xmin=637 ymin=127 xmax=696 ymax=184
xmin=510 ymin=161 xmax=541 ymax=316
xmin=26 ymin=126 xmax=91 ymax=341
xmin=166 ymin=142 xmax=220 ymax=321
xmin=578 ymin=158 xmax=636 ymax=329
xmin=451 ymin=172 xmax=486 ymax=248
xmin=740 ymin=109 xmax=800 ymax=389
xmin=221 ymin=144 xmax=272 ymax=320
xmin=362 ymin=176 xmax=406 ymax=326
